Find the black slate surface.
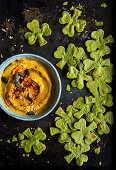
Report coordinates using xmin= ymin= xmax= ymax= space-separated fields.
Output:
xmin=0 ymin=0 xmax=116 ymax=168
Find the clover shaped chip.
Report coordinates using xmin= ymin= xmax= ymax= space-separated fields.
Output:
xmin=59 ymin=8 xmax=86 ymax=37
xmin=86 ymin=111 xmax=114 ymax=135
xmin=86 ymin=78 xmax=112 ymax=97
xmin=92 ymin=63 xmax=113 ymax=83
xmin=20 ymin=127 xmax=46 ymax=155
xmin=83 ymin=49 xmax=111 ymax=73
xmin=24 ymin=19 xmax=51 ymax=46
xmin=54 ymin=43 xmax=78 ymax=70
xmin=64 ymin=140 xmax=90 ymax=166
xmin=54 ymin=43 xmax=86 ymax=70
xmin=72 ymin=97 xmax=92 ymax=119
xmin=71 ymin=62 xmax=93 ymax=89
xmin=71 ymin=118 xmax=97 ymax=145
xmin=55 ymin=106 xmax=77 ymax=130
xmin=85 ymin=29 xmax=114 ymax=52
xmin=97 ymin=111 xmax=114 ymax=135
xmin=50 ymin=106 xmax=77 ymax=143
xmin=85 ymin=94 xmax=113 ymax=114
xmin=50 ymin=127 xmax=71 ymax=143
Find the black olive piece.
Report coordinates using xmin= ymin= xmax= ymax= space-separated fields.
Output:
xmin=14 ymin=73 xmax=20 ymax=82
xmin=18 ymin=72 xmax=25 ymax=78
xmin=25 ymin=69 xmax=31 ymax=75
xmin=1 ymin=76 xmax=8 ymax=83
xmin=26 ymin=111 xmax=35 ymax=115
xmin=7 ymin=46 xmax=14 ymax=53
xmin=15 ymin=81 xmax=21 ymax=88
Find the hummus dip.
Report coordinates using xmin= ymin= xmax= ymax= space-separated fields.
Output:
xmin=0 ymin=58 xmax=52 ymax=115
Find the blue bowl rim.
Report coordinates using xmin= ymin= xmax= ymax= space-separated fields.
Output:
xmin=0 ymin=53 xmax=62 ymax=121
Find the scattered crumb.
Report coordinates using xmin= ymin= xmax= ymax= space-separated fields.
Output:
xmin=66 ymin=84 xmax=70 ymax=91
xmin=101 ymin=3 xmax=107 ymax=8
xmin=70 ymin=6 xmax=74 ymax=11
xmin=94 ymin=147 xmax=101 ymax=155
xmin=95 ymin=20 xmax=103 ymax=26
xmin=99 ymin=161 xmax=102 ymax=166
xmin=12 ymin=135 xmax=18 ymax=142
xmin=76 ymin=3 xmax=83 ymax=10
xmin=6 ymin=139 xmax=11 ymax=143
xmin=63 ymin=1 xmax=68 ymax=6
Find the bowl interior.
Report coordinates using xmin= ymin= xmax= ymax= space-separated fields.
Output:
xmin=0 ymin=54 xmax=61 ymax=121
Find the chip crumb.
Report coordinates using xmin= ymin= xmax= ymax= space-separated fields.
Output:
xmin=63 ymin=1 xmax=68 ymax=6
xmin=99 ymin=161 xmax=102 ymax=166
xmin=6 ymin=139 xmax=11 ymax=143
xmin=66 ymin=84 xmax=70 ymax=91
xmin=12 ymin=135 xmax=18 ymax=142
xmin=76 ymin=3 xmax=83 ymax=10
xmin=22 ymin=153 xmax=26 ymax=157
xmin=94 ymin=147 xmax=100 ymax=155
xmin=70 ymin=6 xmax=74 ymax=11
xmin=26 ymin=153 xmax=30 ymax=157
xmin=18 ymin=133 xmax=24 ymax=140
xmin=95 ymin=20 xmax=103 ymax=26
xmin=101 ymin=3 xmax=107 ymax=8
xmin=15 ymin=143 xmax=19 ymax=146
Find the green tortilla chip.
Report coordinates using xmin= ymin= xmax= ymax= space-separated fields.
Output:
xmin=24 ymin=19 xmax=51 ymax=46
xmin=64 ymin=140 xmax=90 ymax=166
xmin=71 ymin=62 xmax=92 ymax=89
xmin=85 ymin=29 xmax=114 ymax=52
xmin=71 ymin=118 xmax=97 ymax=144
xmin=20 ymin=127 xmax=46 ymax=155
xmin=59 ymin=8 xmax=86 ymax=37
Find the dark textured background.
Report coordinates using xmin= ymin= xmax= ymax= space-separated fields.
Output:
xmin=0 ymin=0 xmax=116 ymax=168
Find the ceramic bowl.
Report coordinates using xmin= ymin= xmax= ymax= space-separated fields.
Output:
xmin=0 ymin=53 xmax=62 ymax=121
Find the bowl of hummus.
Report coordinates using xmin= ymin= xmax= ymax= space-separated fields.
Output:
xmin=0 ymin=53 xmax=61 ymax=121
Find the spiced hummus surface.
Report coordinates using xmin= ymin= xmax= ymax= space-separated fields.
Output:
xmin=0 ymin=58 xmax=52 ymax=115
